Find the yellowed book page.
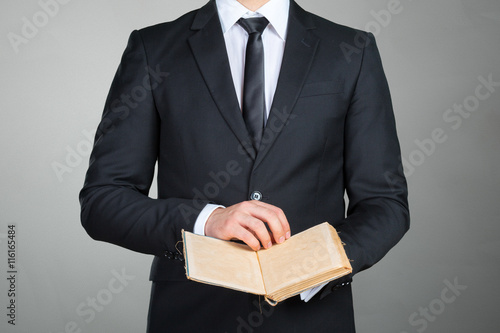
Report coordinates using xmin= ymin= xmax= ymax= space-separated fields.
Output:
xmin=257 ymin=222 xmax=348 ymax=296
xmin=183 ymin=231 xmax=266 ymax=295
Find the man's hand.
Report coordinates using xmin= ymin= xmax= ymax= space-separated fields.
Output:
xmin=205 ymin=201 xmax=291 ymax=251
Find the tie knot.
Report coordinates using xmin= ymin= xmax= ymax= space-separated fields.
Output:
xmin=237 ymin=17 xmax=269 ymax=35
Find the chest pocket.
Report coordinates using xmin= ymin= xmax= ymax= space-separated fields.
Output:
xmin=299 ymin=80 xmax=344 ymax=98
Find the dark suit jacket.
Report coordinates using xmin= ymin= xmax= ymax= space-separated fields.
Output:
xmin=80 ymin=1 xmax=409 ymax=331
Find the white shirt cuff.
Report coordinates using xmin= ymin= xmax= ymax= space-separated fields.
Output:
xmin=300 ymin=282 xmax=328 ymax=302
xmin=193 ymin=204 xmax=225 ymax=236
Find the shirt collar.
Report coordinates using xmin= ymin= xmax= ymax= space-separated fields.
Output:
xmin=215 ymin=0 xmax=289 ymax=40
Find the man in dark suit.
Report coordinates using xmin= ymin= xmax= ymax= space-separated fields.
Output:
xmin=80 ymin=0 xmax=409 ymax=331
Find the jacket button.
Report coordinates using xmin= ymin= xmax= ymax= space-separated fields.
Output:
xmin=250 ymin=191 xmax=263 ymax=201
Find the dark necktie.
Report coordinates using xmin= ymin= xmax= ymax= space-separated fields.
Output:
xmin=237 ymin=17 xmax=269 ymax=150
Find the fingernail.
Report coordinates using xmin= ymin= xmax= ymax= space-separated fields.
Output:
xmin=279 ymin=236 xmax=285 ymax=244
xmin=267 ymin=242 xmax=272 ymax=249
xmin=286 ymin=231 xmax=291 ymax=239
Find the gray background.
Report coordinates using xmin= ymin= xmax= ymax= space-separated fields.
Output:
xmin=1 ymin=0 xmax=499 ymax=332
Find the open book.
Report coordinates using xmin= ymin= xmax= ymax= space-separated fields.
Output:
xmin=182 ymin=222 xmax=352 ymax=305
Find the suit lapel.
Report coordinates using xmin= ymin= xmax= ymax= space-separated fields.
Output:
xmin=254 ymin=2 xmax=319 ymax=169
xmin=188 ymin=1 xmax=257 ymax=160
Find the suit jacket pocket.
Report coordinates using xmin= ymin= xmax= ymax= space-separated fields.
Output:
xmin=299 ymin=80 xmax=344 ymax=98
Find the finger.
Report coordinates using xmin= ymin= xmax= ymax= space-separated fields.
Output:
xmin=231 ymin=226 xmax=262 ymax=251
xmin=245 ymin=202 xmax=289 ymax=244
xmin=240 ymin=216 xmax=273 ymax=249
xmin=251 ymin=201 xmax=290 ymax=238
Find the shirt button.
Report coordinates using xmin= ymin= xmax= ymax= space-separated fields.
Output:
xmin=250 ymin=191 xmax=263 ymax=201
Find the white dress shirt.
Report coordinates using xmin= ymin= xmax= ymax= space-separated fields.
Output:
xmin=192 ymin=0 xmax=325 ymax=302
xmin=216 ymin=0 xmax=288 ymax=119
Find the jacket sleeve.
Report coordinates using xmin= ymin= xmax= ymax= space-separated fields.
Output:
xmin=79 ymin=30 xmax=205 ymax=256
xmin=336 ymin=33 xmax=410 ymax=276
